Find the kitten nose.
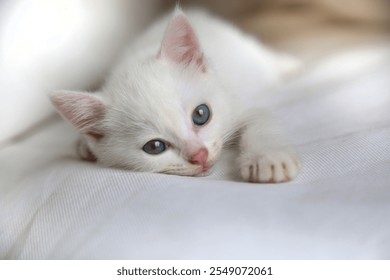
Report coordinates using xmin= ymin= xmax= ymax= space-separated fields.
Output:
xmin=189 ymin=148 xmax=208 ymax=166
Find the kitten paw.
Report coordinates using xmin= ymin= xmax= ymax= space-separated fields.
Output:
xmin=240 ymin=151 xmax=301 ymax=183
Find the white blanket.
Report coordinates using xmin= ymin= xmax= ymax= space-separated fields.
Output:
xmin=1 ymin=43 xmax=390 ymax=259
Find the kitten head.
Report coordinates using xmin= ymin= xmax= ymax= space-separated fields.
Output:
xmin=51 ymin=10 xmax=233 ymax=176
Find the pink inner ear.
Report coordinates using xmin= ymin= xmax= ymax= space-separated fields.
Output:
xmin=159 ymin=12 xmax=206 ymax=71
xmin=51 ymin=91 xmax=106 ymax=132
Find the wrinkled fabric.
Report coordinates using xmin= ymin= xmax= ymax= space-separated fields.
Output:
xmin=1 ymin=47 xmax=390 ymax=259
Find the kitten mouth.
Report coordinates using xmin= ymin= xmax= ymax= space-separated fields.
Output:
xmin=201 ymin=164 xmax=209 ymax=172
xmin=160 ymin=160 xmax=217 ymax=177
xmin=195 ymin=168 xmax=212 ymax=177
xmin=195 ymin=161 xmax=215 ymax=176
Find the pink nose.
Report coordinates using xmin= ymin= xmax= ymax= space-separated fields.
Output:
xmin=189 ymin=148 xmax=208 ymax=167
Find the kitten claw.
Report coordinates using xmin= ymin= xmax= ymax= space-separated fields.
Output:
xmin=240 ymin=150 xmax=301 ymax=183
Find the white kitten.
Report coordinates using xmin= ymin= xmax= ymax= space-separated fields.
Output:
xmin=50 ymin=8 xmax=301 ymax=183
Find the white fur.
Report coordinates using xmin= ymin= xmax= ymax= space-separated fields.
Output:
xmin=51 ymin=9 xmax=301 ymax=183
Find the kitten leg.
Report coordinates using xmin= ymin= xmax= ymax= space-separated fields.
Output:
xmin=77 ymin=137 xmax=97 ymax=162
xmin=238 ymin=110 xmax=301 ymax=183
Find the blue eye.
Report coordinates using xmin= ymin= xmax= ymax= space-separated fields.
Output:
xmin=143 ymin=139 xmax=167 ymax=155
xmin=192 ymin=104 xmax=210 ymax=126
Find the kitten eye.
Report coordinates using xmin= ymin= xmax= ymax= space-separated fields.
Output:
xmin=143 ymin=139 xmax=167 ymax=155
xmin=192 ymin=104 xmax=210 ymax=126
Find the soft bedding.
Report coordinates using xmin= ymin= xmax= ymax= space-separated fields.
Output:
xmin=1 ymin=41 xmax=389 ymax=259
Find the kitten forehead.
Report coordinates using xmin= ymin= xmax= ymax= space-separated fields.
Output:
xmin=104 ymin=56 xmax=211 ymax=129
xmin=103 ymin=63 xmax=188 ymax=140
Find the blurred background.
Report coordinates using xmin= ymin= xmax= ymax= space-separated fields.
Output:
xmin=0 ymin=0 xmax=389 ymax=146
xmin=167 ymin=0 xmax=390 ymax=56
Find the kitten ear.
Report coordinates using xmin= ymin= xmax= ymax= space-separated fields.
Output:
xmin=158 ymin=10 xmax=206 ymax=71
xmin=50 ymin=90 xmax=106 ymax=139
